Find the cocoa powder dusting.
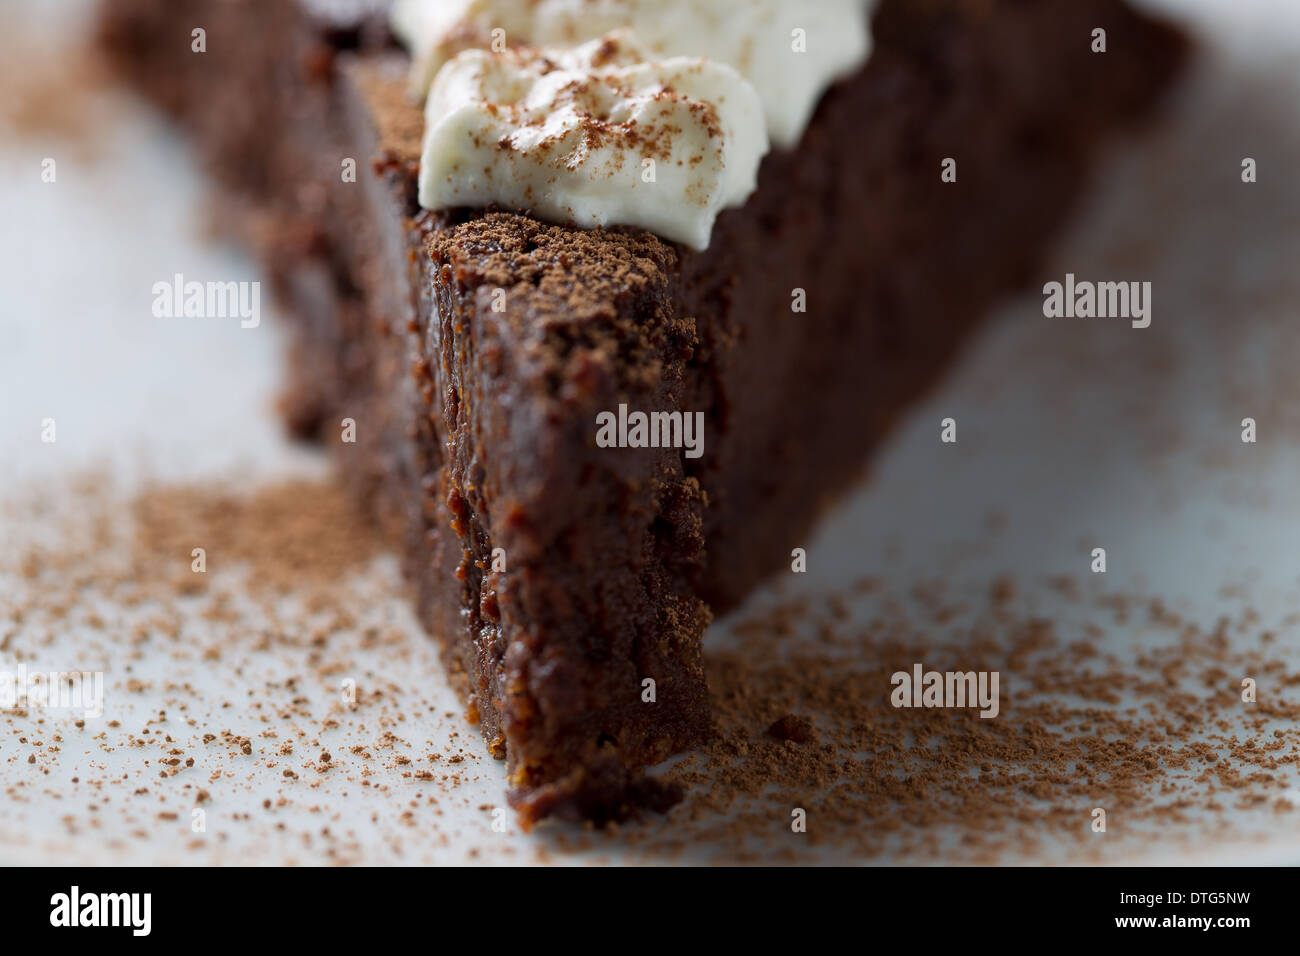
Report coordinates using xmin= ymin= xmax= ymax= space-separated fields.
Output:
xmin=0 ymin=471 xmax=494 ymax=865
xmin=5 ymin=471 xmax=1300 ymax=864
xmin=549 ymin=584 xmax=1300 ymax=863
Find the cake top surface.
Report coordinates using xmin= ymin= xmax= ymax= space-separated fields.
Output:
xmin=428 ymin=210 xmax=672 ymax=328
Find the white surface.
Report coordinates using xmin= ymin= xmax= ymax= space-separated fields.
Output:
xmin=3 ymin=0 xmax=1300 ymax=865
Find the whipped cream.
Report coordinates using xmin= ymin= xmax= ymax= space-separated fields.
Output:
xmin=392 ymin=0 xmax=876 ymax=147
xmin=391 ymin=0 xmax=876 ymax=248
xmin=419 ymin=33 xmax=766 ymax=250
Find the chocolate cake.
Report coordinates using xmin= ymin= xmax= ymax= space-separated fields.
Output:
xmin=99 ymin=0 xmax=1186 ymax=825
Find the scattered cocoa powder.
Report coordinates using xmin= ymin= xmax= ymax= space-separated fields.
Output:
xmin=550 ymin=582 xmax=1300 ymax=863
xmin=6 ymin=470 xmax=1300 ymax=864
xmin=0 ymin=470 xmax=489 ymax=865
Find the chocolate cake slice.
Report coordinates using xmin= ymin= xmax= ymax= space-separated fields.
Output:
xmin=99 ymin=0 xmax=1186 ymax=824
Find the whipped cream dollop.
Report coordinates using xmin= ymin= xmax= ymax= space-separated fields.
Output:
xmin=419 ymin=33 xmax=765 ymax=249
xmin=393 ymin=0 xmax=876 ymax=147
xmin=390 ymin=0 xmax=876 ymax=248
